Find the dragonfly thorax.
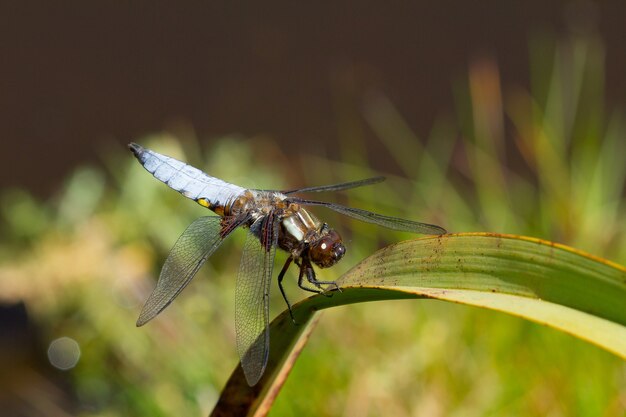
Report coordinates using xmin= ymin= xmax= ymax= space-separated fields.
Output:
xmin=272 ymin=202 xmax=345 ymax=268
xmin=228 ymin=190 xmax=290 ymax=219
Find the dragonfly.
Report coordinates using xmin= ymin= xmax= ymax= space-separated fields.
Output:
xmin=129 ymin=142 xmax=446 ymax=386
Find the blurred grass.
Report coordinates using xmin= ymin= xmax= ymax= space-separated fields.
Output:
xmin=1 ymin=32 xmax=625 ymax=416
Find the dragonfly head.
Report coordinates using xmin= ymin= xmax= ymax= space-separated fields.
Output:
xmin=308 ymin=227 xmax=346 ymax=268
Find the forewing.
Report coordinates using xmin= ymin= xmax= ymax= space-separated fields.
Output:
xmin=281 ymin=176 xmax=385 ymax=194
xmin=235 ymin=214 xmax=279 ymax=386
xmin=289 ymin=198 xmax=447 ymax=235
xmin=137 ymin=216 xmax=239 ymax=326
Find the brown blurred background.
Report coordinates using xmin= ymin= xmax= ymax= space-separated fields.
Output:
xmin=1 ymin=1 xmax=623 ymax=196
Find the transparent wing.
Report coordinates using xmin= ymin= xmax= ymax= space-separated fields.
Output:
xmin=235 ymin=213 xmax=279 ymax=386
xmin=288 ymin=197 xmax=447 ymax=235
xmin=137 ymin=215 xmax=244 ymax=326
xmin=281 ymin=176 xmax=385 ymax=195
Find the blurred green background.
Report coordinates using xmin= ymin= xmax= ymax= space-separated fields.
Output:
xmin=1 ymin=2 xmax=626 ymax=416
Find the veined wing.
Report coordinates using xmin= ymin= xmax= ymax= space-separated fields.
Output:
xmin=281 ymin=176 xmax=385 ymax=195
xmin=235 ymin=213 xmax=279 ymax=386
xmin=137 ymin=215 xmax=246 ymax=327
xmin=288 ymin=197 xmax=447 ymax=235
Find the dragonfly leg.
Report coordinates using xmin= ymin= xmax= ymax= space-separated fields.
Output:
xmin=298 ymin=261 xmax=341 ymax=297
xmin=277 ymin=256 xmax=296 ymax=323
xmin=304 ymin=264 xmax=342 ymax=294
xmin=297 ymin=262 xmax=324 ymax=294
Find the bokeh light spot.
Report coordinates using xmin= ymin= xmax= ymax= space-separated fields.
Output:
xmin=47 ymin=336 xmax=81 ymax=370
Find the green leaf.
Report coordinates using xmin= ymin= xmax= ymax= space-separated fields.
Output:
xmin=211 ymin=233 xmax=626 ymax=416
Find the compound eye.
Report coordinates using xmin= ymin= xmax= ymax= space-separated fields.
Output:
xmin=309 ymin=230 xmax=345 ymax=268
